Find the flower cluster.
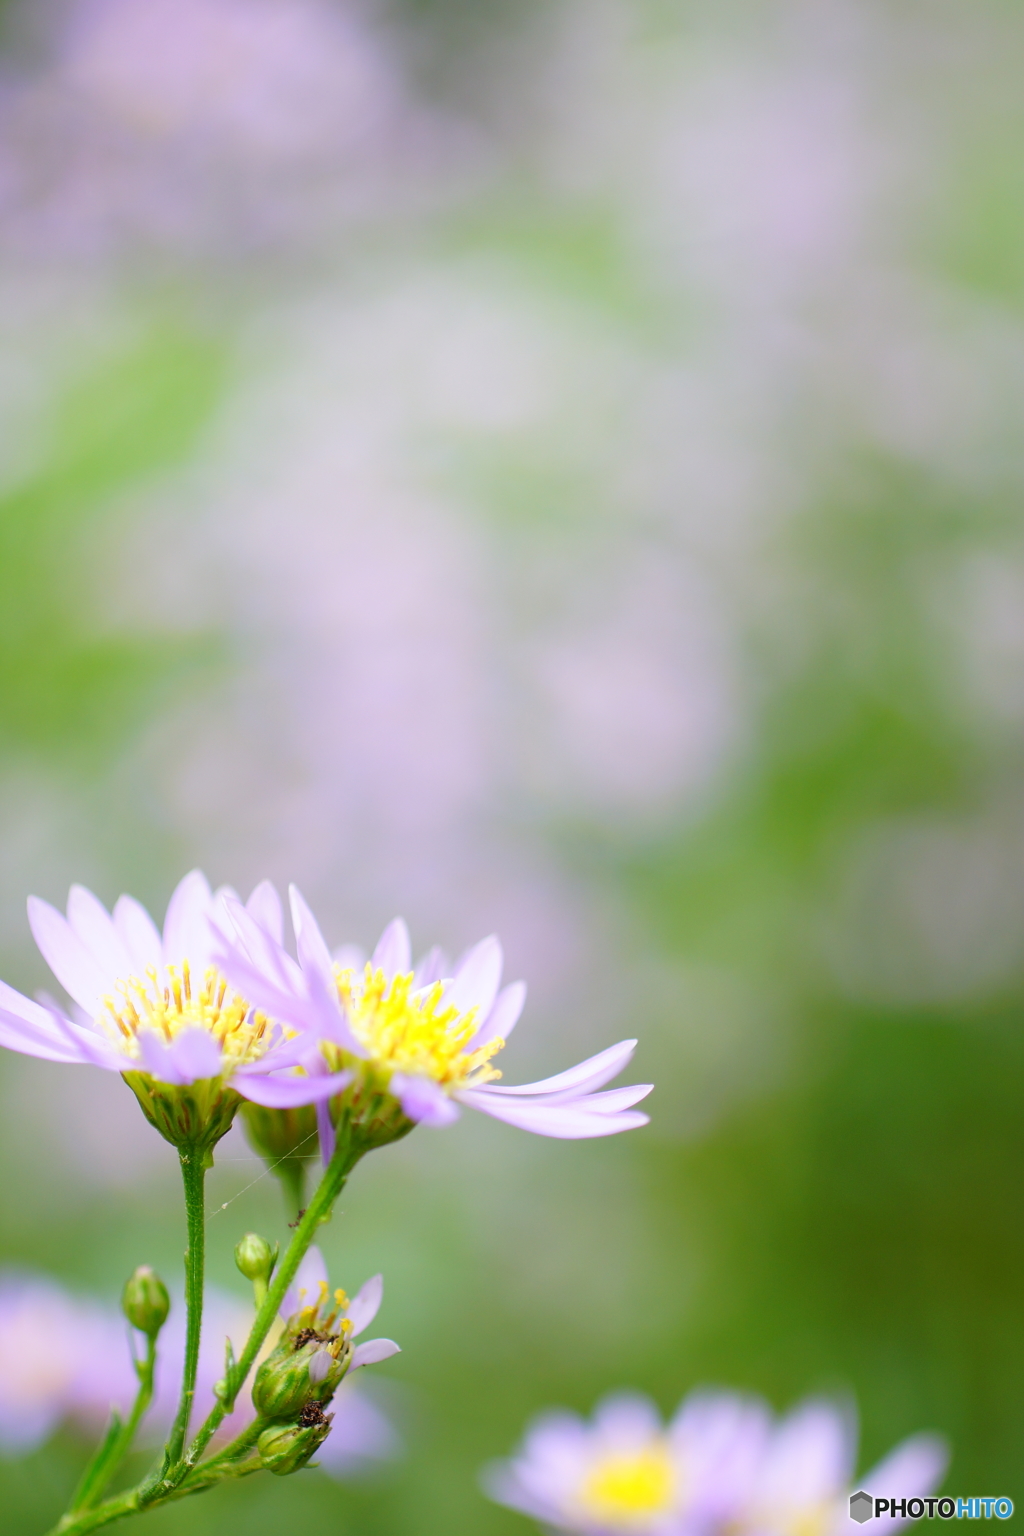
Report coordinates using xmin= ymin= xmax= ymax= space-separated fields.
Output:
xmin=485 ymin=1391 xmax=948 ymax=1536
xmin=0 ymin=869 xmax=651 ymax=1533
xmin=0 ymin=870 xmax=651 ymax=1165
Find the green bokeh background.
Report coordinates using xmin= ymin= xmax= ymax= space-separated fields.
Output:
xmin=1 ymin=1 xmax=1023 ymax=1531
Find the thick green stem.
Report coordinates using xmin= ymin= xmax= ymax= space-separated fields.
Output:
xmin=182 ymin=1135 xmax=359 ymax=1471
xmin=163 ymin=1147 xmax=207 ymax=1470
xmin=66 ymin=1336 xmax=157 ymax=1516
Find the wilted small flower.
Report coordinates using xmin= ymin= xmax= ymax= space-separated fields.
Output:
xmin=253 ymin=1247 xmax=398 ymax=1423
xmin=121 ymin=1266 xmax=170 ymax=1339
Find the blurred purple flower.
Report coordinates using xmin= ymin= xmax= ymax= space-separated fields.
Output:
xmin=484 ymin=1390 xmax=947 ymax=1535
xmin=0 ymin=1269 xmax=134 ymax=1454
xmin=0 ymin=870 xmax=349 ymax=1106
xmin=736 ymin=1398 xmax=948 ymax=1536
xmin=216 ymin=888 xmax=652 ymax=1145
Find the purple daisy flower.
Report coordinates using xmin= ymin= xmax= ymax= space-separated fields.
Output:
xmin=734 ymin=1397 xmax=947 ymax=1536
xmin=485 ymin=1391 xmax=948 ymax=1536
xmin=483 ymin=1389 xmax=768 ymax=1535
xmin=214 ymin=887 xmax=652 ymax=1148
xmin=0 ymin=871 xmax=349 ymax=1113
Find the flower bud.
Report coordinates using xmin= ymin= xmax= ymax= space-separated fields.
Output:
xmin=234 ymin=1233 xmax=277 ymax=1286
xmin=252 ymin=1332 xmax=351 ymax=1420
xmin=122 ymin=1266 xmax=170 ymax=1338
xmin=257 ymin=1414 xmax=332 ymax=1476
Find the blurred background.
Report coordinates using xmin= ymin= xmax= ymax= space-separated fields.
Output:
xmin=0 ymin=0 xmax=1022 ymax=1529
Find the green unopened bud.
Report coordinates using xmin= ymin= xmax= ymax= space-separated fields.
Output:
xmin=252 ymin=1330 xmax=351 ymax=1421
xmin=122 ymin=1266 xmax=170 ymax=1338
xmin=257 ymin=1412 xmax=332 ymax=1476
xmin=235 ymin=1232 xmax=277 ymax=1285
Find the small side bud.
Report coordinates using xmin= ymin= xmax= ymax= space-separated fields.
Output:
xmin=234 ymin=1232 xmax=277 ymax=1285
xmin=257 ymin=1413 xmax=332 ymax=1476
xmin=122 ymin=1266 xmax=170 ymax=1338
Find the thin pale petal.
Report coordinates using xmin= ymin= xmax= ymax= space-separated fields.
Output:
xmin=283 ymin=1246 xmax=329 ymax=1318
xmin=472 ymin=1039 xmax=638 ymax=1099
xmin=570 ymin=1084 xmax=654 ymax=1113
xmin=391 ymin=1073 xmax=460 ymax=1126
xmin=162 ymin=870 xmax=214 ymax=968
xmin=350 ymin=1338 xmax=400 ymax=1370
xmin=28 ymin=896 xmax=111 ymax=1013
xmin=218 ymin=894 xmax=306 ymax=997
xmin=245 ymin=880 xmax=284 ymax=944
xmin=472 ymin=980 xmax=526 ymax=1048
xmin=413 ymin=945 xmax=448 ymax=988
xmin=371 ymin=918 xmax=411 ymax=977
xmin=0 ymin=994 xmax=93 ymax=1063
xmin=859 ymin=1434 xmax=948 ymax=1512
xmin=289 ymin=886 xmax=356 ymax=1050
xmin=459 ymin=1089 xmax=649 ymax=1138
xmin=112 ymin=895 xmax=163 ymax=975
xmin=167 ymin=1028 xmax=224 ymax=1083
xmin=137 ymin=1032 xmax=189 ymax=1086
xmin=447 ymin=935 xmax=503 ymax=1020
xmin=67 ymin=886 xmax=132 ymax=981
xmin=317 ymin=1097 xmax=335 ymax=1165
xmin=236 ymin=1071 xmax=351 ymax=1108
xmin=346 ymin=1274 xmax=383 ymax=1337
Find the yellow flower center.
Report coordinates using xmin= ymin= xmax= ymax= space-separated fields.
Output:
xmin=578 ymin=1443 xmax=678 ymax=1528
xmin=336 ymin=965 xmax=504 ymax=1091
xmin=99 ymin=961 xmax=270 ymax=1071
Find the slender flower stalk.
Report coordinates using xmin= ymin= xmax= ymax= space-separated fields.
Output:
xmin=160 ymin=1147 xmax=207 ymax=1474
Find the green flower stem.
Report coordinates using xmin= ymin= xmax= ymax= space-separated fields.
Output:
xmin=182 ymin=1134 xmax=360 ymax=1472
xmin=66 ymin=1335 xmax=158 ymax=1517
xmin=162 ymin=1146 xmax=207 ymax=1474
xmin=275 ymin=1158 xmax=306 ymax=1221
xmin=43 ymin=1128 xmax=366 ymax=1536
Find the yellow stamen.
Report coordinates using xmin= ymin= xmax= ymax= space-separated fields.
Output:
xmin=98 ymin=961 xmax=269 ymax=1074
xmin=336 ymin=964 xmax=504 ymax=1092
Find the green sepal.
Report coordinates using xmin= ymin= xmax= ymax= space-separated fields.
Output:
xmin=122 ymin=1071 xmax=240 ymax=1159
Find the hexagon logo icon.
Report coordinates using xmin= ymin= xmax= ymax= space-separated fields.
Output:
xmin=850 ymin=1491 xmax=874 ymax=1523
